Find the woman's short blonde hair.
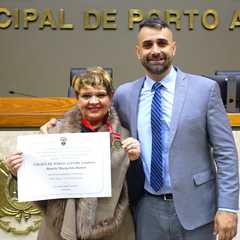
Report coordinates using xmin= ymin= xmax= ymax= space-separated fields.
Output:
xmin=72 ymin=66 xmax=114 ymax=98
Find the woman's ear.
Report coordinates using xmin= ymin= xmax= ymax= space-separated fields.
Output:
xmin=75 ymin=91 xmax=79 ymax=100
xmin=110 ymin=91 xmax=114 ymax=99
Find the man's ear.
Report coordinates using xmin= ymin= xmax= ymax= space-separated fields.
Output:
xmin=172 ymin=41 xmax=177 ymax=56
xmin=135 ymin=45 xmax=141 ymax=60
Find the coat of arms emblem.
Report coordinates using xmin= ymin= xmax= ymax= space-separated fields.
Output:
xmin=0 ymin=160 xmax=42 ymax=235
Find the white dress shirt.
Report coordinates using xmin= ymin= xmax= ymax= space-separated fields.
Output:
xmin=137 ymin=66 xmax=176 ymax=194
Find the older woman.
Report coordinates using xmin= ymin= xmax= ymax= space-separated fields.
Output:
xmin=5 ymin=66 xmax=139 ymax=240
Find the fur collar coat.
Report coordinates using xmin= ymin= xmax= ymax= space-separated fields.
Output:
xmin=36 ymin=106 xmax=135 ymax=240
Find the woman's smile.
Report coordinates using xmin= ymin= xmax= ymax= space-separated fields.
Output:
xmin=77 ymin=85 xmax=112 ymax=126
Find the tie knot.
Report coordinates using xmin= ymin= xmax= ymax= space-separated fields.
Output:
xmin=152 ymin=82 xmax=162 ymax=92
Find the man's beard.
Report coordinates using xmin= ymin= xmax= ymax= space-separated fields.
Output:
xmin=141 ymin=53 xmax=172 ymax=76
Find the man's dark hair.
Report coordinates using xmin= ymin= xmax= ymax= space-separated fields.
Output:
xmin=139 ymin=17 xmax=170 ymax=31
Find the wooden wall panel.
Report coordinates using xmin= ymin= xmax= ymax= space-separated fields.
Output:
xmin=0 ymin=98 xmax=76 ymax=127
xmin=0 ymin=97 xmax=239 ymax=127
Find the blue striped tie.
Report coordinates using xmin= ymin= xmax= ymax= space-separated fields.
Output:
xmin=150 ymin=82 xmax=164 ymax=192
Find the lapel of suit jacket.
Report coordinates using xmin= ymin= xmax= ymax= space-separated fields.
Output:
xmin=168 ymin=67 xmax=188 ymax=148
xmin=130 ymin=76 xmax=145 ymax=138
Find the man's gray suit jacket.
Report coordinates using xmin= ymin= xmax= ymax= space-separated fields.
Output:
xmin=113 ymin=67 xmax=239 ymax=230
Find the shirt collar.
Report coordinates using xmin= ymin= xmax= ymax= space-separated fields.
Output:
xmin=144 ymin=65 xmax=177 ymax=91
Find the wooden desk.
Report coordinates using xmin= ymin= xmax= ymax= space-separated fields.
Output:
xmin=0 ymin=97 xmax=239 ymax=127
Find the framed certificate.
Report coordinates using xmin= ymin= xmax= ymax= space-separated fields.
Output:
xmin=17 ymin=132 xmax=111 ymax=202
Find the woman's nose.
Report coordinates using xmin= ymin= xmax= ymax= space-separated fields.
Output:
xmin=88 ymin=95 xmax=100 ymax=103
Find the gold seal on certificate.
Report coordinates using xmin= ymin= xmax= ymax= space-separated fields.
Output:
xmin=17 ymin=132 xmax=111 ymax=202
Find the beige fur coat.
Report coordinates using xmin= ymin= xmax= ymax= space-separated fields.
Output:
xmin=35 ymin=106 xmax=135 ymax=240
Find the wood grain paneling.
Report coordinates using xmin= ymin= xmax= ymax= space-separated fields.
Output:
xmin=228 ymin=113 xmax=240 ymax=127
xmin=0 ymin=97 xmax=239 ymax=127
xmin=0 ymin=98 xmax=76 ymax=127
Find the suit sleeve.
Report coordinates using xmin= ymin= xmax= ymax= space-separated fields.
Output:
xmin=207 ymin=82 xmax=239 ymax=210
xmin=113 ymin=87 xmax=145 ymax=206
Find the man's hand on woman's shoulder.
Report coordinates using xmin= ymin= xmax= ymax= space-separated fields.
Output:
xmin=40 ymin=118 xmax=58 ymax=134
